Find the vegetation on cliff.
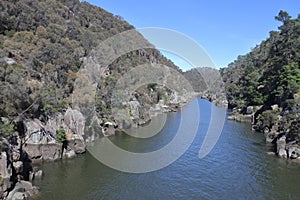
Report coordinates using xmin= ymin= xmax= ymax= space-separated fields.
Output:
xmin=0 ymin=0 xmax=181 ymax=138
xmin=221 ymin=11 xmax=300 ymax=156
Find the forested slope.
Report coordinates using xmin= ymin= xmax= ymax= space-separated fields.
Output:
xmin=221 ymin=11 xmax=300 ymax=157
xmin=0 ymin=0 xmax=182 ymax=137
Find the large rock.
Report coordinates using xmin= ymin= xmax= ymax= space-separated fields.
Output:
xmin=63 ymin=149 xmax=76 ymax=159
xmin=69 ymin=135 xmax=86 ymax=154
xmin=266 ymin=132 xmax=275 ymax=143
xmin=0 ymin=152 xmax=12 ymax=179
xmin=129 ymin=100 xmax=140 ymax=120
xmin=286 ymin=142 xmax=300 ymax=159
xmin=23 ymin=144 xmax=42 ymax=160
xmin=13 ymin=161 xmax=23 ymax=174
xmin=1 ymin=178 xmax=12 ymax=196
xmin=246 ymin=106 xmax=254 ymax=114
xmin=24 ymin=144 xmax=62 ymax=161
xmin=25 ymin=108 xmax=86 ymax=145
xmin=23 ymin=108 xmax=87 ymax=158
xmin=24 ymin=119 xmax=55 ymax=144
xmin=276 ymin=136 xmax=287 ymax=158
xmin=6 ymin=184 xmax=26 ymax=200
xmin=7 ymin=181 xmax=39 ymax=200
xmin=102 ymin=122 xmax=117 ymax=137
xmin=41 ymin=144 xmax=62 ymax=161
xmin=64 ymin=108 xmax=85 ymax=136
xmin=45 ymin=113 xmax=64 ymax=138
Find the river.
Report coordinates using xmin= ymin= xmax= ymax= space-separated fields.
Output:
xmin=34 ymin=99 xmax=300 ymax=200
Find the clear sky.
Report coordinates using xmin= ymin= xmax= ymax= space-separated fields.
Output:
xmin=86 ymin=0 xmax=299 ymax=70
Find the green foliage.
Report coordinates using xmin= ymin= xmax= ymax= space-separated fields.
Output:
xmin=4 ymin=30 xmax=16 ymax=37
xmin=222 ymin=11 xmax=300 ymax=108
xmin=222 ymin=11 xmax=300 ymax=139
xmin=0 ymin=0 xmax=182 ymax=132
xmin=257 ymin=109 xmax=280 ymax=128
xmin=56 ymin=127 xmax=66 ymax=143
xmin=0 ymin=121 xmax=15 ymax=138
xmin=163 ymin=95 xmax=168 ymax=105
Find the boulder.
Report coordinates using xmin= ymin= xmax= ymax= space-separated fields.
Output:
xmin=24 ymin=119 xmax=46 ymax=144
xmin=276 ymin=136 xmax=287 ymax=158
xmin=266 ymin=132 xmax=275 ymax=143
xmin=8 ymin=181 xmax=40 ymax=199
xmin=128 ymin=100 xmax=140 ymax=120
xmin=45 ymin=113 xmax=64 ymax=138
xmin=227 ymin=115 xmax=236 ymax=120
xmin=34 ymin=170 xmax=43 ymax=179
xmin=64 ymin=108 xmax=85 ymax=136
xmin=63 ymin=149 xmax=76 ymax=159
xmin=23 ymin=144 xmax=42 ymax=160
xmin=287 ymin=143 xmax=300 ymax=159
xmin=40 ymin=144 xmax=62 ymax=161
xmin=8 ymin=191 xmax=27 ymax=200
xmin=13 ymin=161 xmax=23 ymax=174
xmin=24 ymin=144 xmax=62 ymax=161
xmin=70 ymin=135 xmax=86 ymax=154
xmin=6 ymin=184 xmax=26 ymax=200
xmin=246 ymin=106 xmax=254 ymax=114
xmin=102 ymin=122 xmax=116 ymax=137
xmin=2 ymin=178 xmax=12 ymax=195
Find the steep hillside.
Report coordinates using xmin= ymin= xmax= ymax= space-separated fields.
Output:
xmin=221 ymin=11 xmax=300 ymax=158
xmin=0 ymin=0 xmax=182 ymax=137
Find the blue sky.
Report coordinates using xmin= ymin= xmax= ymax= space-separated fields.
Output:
xmin=87 ymin=0 xmax=299 ymax=70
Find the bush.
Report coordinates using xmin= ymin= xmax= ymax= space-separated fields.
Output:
xmin=56 ymin=127 xmax=66 ymax=143
xmin=0 ymin=121 xmax=15 ymax=138
xmin=257 ymin=109 xmax=280 ymax=128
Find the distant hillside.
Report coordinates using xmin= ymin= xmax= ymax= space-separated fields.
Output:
xmin=184 ymin=67 xmax=227 ymax=106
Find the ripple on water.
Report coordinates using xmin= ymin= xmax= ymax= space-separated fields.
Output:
xmin=34 ymin=99 xmax=300 ymax=200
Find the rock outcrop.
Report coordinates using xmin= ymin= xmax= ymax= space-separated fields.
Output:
xmin=276 ymin=136 xmax=287 ymax=158
xmin=0 ymin=138 xmax=41 ymax=199
xmin=23 ymin=108 xmax=87 ymax=162
xmin=6 ymin=180 xmax=39 ymax=200
xmin=287 ymin=142 xmax=300 ymax=159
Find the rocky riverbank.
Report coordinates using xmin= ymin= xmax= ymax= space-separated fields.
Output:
xmin=228 ymin=101 xmax=300 ymax=161
xmin=0 ymin=137 xmax=40 ymax=199
xmin=0 ymin=92 xmax=198 ymax=199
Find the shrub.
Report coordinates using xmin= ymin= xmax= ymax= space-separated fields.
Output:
xmin=257 ymin=109 xmax=280 ymax=128
xmin=56 ymin=127 xmax=66 ymax=143
xmin=0 ymin=121 xmax=15 ymax=138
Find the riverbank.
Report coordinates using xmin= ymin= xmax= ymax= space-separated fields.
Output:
xmin=0 ymin=93 xmax=197 ymax=199
xmin=227 ymin=103 xmax=300 ymax=161
xmin=33 ymin=99 xmax=300 ymax=200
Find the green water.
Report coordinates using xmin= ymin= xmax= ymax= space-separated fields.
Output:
xmin=34 ymin=99 xmax=300 ymax=200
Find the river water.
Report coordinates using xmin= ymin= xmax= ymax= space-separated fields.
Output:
xmin=34 ymin=99 xmax=300 ymax=200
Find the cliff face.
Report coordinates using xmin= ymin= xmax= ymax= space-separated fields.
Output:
xmin=221 ymin=11 xmax=300 ymax=159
